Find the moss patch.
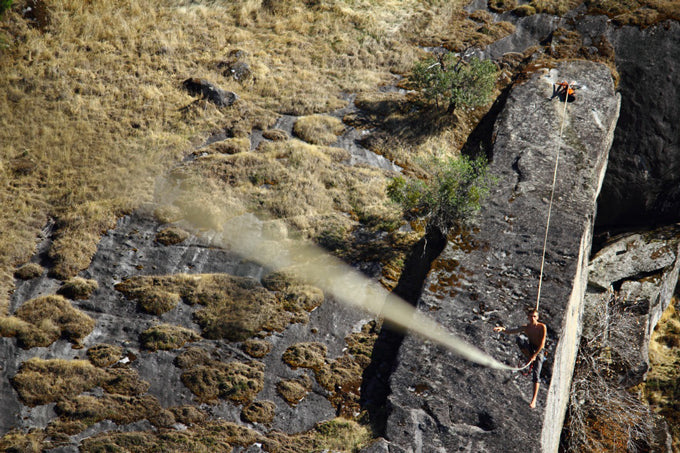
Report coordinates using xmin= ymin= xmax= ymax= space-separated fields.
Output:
xmin=55 ymin=394 xmax=174 ymax=429
xmin=79 ymin=420 xmax=263 ymax=452
xmin=140 ymin=324 xmax=201 ymax=351
xmin=0 ymin=295 xmax=95 ymax=348
xmin=276 ymin=374 xmax=314 ymax=406
xmin=101 ymin=367 xmax=150 ymax=396
xmin=281 ymin=322 xmax=379 ymax=416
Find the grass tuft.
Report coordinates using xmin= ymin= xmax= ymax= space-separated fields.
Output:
xmin=0 ymin=295 xmax=95 ymax=348
xmin=11 ymin=358 xmax=108 ymax=406
xmin=241 ymin=400 xmax=276 ymax=424
xmin=140 ymin=323 xmax=201 ymax=351
xmin=57 ymin=277 xmax=98 ymax=300
xmin=293 ymin=114 xmax=345 ymax=146
xmin=14 ymin=262 xmax=43 ymax=280
xmin=155 ymin=226 xmax=190 ymax=246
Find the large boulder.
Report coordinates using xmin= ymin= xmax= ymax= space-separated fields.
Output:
xmin=584 ymin=226 xmax=680 ymax=385
xmin=380 ymin=60 xmax=620 ymax=453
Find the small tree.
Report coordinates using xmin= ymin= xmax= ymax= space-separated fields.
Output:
xmin=387 ymin=154 xmax=492 ymax=235
xmin=409 ymin=52 xmax=498 ymax=113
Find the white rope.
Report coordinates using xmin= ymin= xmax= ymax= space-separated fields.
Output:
xmin=535 ymin=83 xmax=571 ymax=311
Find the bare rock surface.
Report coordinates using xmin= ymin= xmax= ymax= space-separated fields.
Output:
xmin=380 ymin=60 xmax=620 ymax=453
xmin=596 ymin=21 xmax=680 ymax=228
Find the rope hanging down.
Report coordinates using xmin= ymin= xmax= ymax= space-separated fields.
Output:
xmin=535 ymin=82 xmax=572 ymax=312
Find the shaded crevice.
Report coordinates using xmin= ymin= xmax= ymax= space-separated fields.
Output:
xmin=360 ymin=226 xmax=447 ymax=436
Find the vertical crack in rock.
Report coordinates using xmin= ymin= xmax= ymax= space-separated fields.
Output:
xmin=360 ymin=226 xmax=447 ymax=436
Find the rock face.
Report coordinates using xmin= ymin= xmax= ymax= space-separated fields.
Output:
xmin=0 ymin=212 xmax=372 ymax=444
xmin=381 ymin=61 xmax=620 ymax=453
xmin=584 ymin=226 xmax=680 ymax=385
xmin=595 ymin=21 xmax=680 ymax=228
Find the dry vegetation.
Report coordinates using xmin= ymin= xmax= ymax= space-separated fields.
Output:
xmin=139 ymin=323 xmax=201 ymax=351
xmin=116 ymin=272 xmax=324 ymax=340
xmin=0 ymin=294 xmax=95 ymax=348
xmin=2 ymin=0 xmax=676 ymax=450
xmin=643 ymin=300 xmax=680 ymax=451
xmin=176 ymin=346 xmax=265 ymax=404
xmin=0 ymin=0 xmax=504 ymax=313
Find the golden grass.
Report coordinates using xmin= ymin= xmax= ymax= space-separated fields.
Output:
xmin=643 ymin=301 xmax=680 ymax=450
xmin=180 ymin=359 xmax=265 ymax=404
xmin=86 ymin=343 xmax=123 ymax=367
xmin=0 ymin=0 xmax=454 ymax=309
xmin=11 ymin=358 xmax=109 ymax=406
xmin=241 ymin=400 xmax=276 ymax=424
xmin=0 ymin=294 xmax=95 ymax=348
xmin=293 ymin=115 xmax=345 ymax=146
xmin=276 ymin=375 xmax=314 ymax=406
xmin=140 ymin=323 xmax=201 ymax=351
xmin=56 ymin=276 xmax=98 ymax=300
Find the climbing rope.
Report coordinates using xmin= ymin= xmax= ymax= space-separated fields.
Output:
xmin=534 ymin=82 xmax=572 ymax=312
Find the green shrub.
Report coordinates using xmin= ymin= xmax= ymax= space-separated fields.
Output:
xmin=0 ymin=0 xmax=12 ymax=16
xmin=409 ymin=53 xmax=498 ymax=113
xmin=387 ymin=154 xmax=492 ymax=234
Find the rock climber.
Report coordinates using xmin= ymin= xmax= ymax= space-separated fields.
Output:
xmin=554 ymin=80 xmax=576 ymax=102
xmin=493 ymin=308 xmax=547 ymax=408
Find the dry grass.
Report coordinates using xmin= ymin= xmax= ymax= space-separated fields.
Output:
xmin=140 ymin=323 xmax=201 ymax=351
xmin=241 ymin=400 xmax=276 ymax=424
xmin=0 ymin=294 xmax=95 ymax=348
xmin=0 ymin=428 xmax=46 ymax=453
xmin=56 ymin=276 xmax=98 ymax=300
xmin=176 ymin=347 xmax=265 ymax=404
xmin=13 ymin=262 xmax=43 ymax=280
xmin=86 ymin=343 xmax=123 ymax=367
xmin=585 ymin=0 xmax=680 ymax=26
xmin=11 ymin=358 xmax=109 ymax=406
xmin=643 ymin=301 xmax=680 ymax=451
xmin=0 ymin=0 xmax=451 ymax=308
xmin=293 ymin=115 xmax=345 ymax=146
xmin=155 ymin=226 xmax=190 ymax=246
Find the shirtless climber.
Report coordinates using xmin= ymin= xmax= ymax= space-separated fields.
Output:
xmin=493 ymin=309 xmax=547 ymax=408
xmin=554 ymin=81 xmax=577 ymax=102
